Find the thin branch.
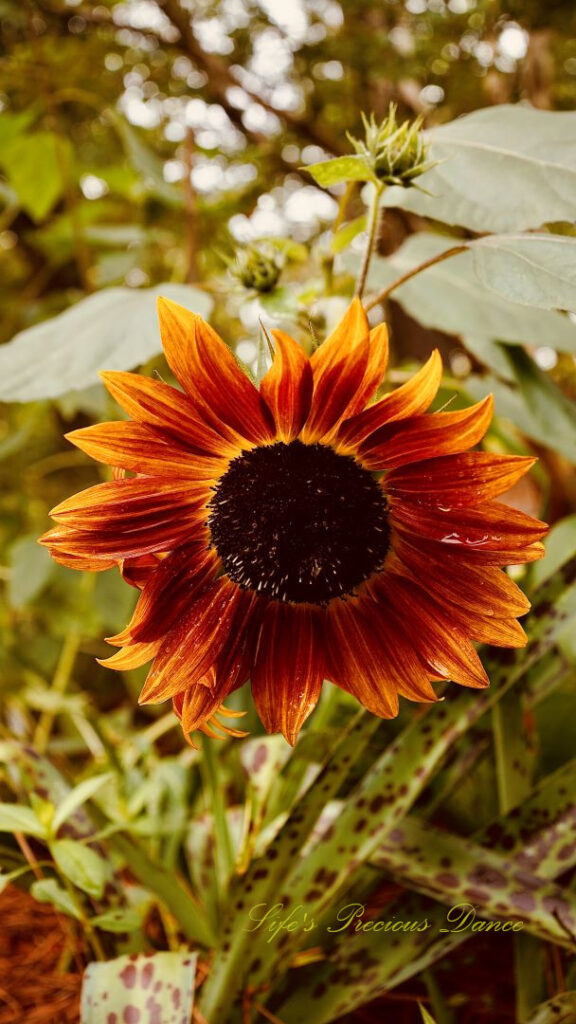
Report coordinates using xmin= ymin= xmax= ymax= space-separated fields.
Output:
xmin=354 ymin=182 xmax=383 ymax=298
xmin=364 ymin=243 xmax=469 ymax=311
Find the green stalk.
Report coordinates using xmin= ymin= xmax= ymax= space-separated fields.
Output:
xmin=354 ymin=181 xmax=384 ymax=298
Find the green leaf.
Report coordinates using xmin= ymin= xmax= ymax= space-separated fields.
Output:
xmin=0 ymin=109 xmax=36 ymax=148
xmin=31 ymin=877 xmax=84 ymax=920
xmin=7 ymin=535 xmax=55 ymax=608
xmin=90 ymin=908 xmax=143 ymax=933
xmin=52 ymin=773 xmax=114 ymax=835
xmin=106 ymin=109 xmax=181 ymax=206
xmin=0 ymin=803 xmax=48 ymax=839
xmin=50 ymin=838 xmax=110 ymax=898
xmin=331 ymin=215 xmax=367 ymax=254
xmin=0 ymin=283 xmax=213 ymax=402
xmin=383 ymin=105 xmax=576 ymax=232
xmin=420 ymin=1006 xmax=439 ymax=1024
xmin=81 ymin=951 xmax=197 ymax=1023
xmin=364 ymin=234 xmax=576 ymax=352
xmin=305 ymin=154 xmax=374 ymax=187
xmin=464 ymin=347 xmax=576 ymax=461
xmin=0 ymin=132 xmax=73 ymax=221
xmin=526 ymin=992 xmax=576 ymax=1024
xmin=470 ymin=234 xmax=576 ymax=311
xmin=532 ymin=515 xmax=576 ymax=588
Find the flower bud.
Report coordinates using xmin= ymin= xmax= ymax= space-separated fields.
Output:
xmin=231 ymin=244 xmax=282 ymax=293
xmin=350 ymin=106 xmax=434 ymax=188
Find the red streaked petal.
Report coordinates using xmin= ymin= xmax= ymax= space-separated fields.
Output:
xmin=390 ymin=498 xmax=548 ymax=550
xmin=360 ymin=395 xmax=494 ymax=470
xmin=99 ymin=371 xmax=237 ymax=456
xmin=374 ymin=574 xmax=490 ymax=690
xmin=66 ymin=421 xmax=227 ymax=479
xmin=39 ymin=533 xmax=116 ymax=572
xmin=260 ymin=329 xmax=313 ymax=441
xmin=120 ymin=554 xmax=162 ymax=589
xmin=49 ymin=477 xmax=208 ymax=527
xmin=350 ymin=322 xmax=390 ymax=414
xmin=108 ymin=541 xmax=219 ymax=646
xmin=157 ymin=297 xmax=275 ymax=445
xmin=386 ymin=452 xmax=537 ymax=506
xmin=395 ymin=528 xmax=545 ymax=568
xmin=338 ymin=349 xmax=443 ymax=449
xmin=251 ymin=603 xmax=323 ymax=745
xmin=394 ymin=542 xmax=531 ymax=617
xmin=139 ymin=579 xmax=253 ymax=704
xmin=324 ymin=599 xmax=399 ymax=717
xmin=98 ymin=640 xmax=161 ymax=670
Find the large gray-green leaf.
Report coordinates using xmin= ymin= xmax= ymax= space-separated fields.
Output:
xmin=470 ymin=234 xmax=576 ymax=311
xmin=81 ymin=951 xmax=197 ymax=1023
xmin=365 ymin=235 xmax=576 ymax=351
xmin=382 ymin=105 xmax=576 ymax=232
xmin=0 ymin=284 xmax=213 ymax=402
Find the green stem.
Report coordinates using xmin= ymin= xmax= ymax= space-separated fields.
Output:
xmin=354 ymin=181 xmax=384 ymax=298
xmin=201 ymin=734 xmax=235 ymax=893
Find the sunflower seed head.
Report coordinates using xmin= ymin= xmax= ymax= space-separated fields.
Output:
xmin=230 ymin=243 xmax=283 ymax=293
xmin=349 ymin=105 xmax=435 ymax=187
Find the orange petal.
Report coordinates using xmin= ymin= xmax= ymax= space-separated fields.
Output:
xmin=251 ymin=603 xmax=323 ymax=745
xmin=310 ymin=297 xmax=369 ymax=376
xmin=302 ymin=339 xmax=370 ymax=441
xmin=139 ymin=579 xmax=252 ymax=704
xmin=386 ymin=452 xmax=537 ymax=506
xmin=157 ymin=297 xmax=275 ymax=445
xmin=98 ymin=640 xmax=161 ymax=670
xmin=350 ymin=322 xmax=390 ymax=414
xmin=260 ymin=330 xmax=313 ymax=441
xmin=120 ymin=554 xmax=162 ymax=589
xmin=360 ymin=396 xmax=494 ymax=470
xmin=108 ymin=541 xmax=220 ymax=646
xmin=338 ymin=349 xmax=443 ymax=449
xmin=324 ymin=599 xmax=400 ymax=717
xmin=66 ymin=422 xmax=227 ymax=480
xmin=100 ymin=371 xmax=237 ymax=456
xmin=375 ymin=574 xmax=490 ymax=690
xmin=39 ymin=533 xmax=116 ymax=572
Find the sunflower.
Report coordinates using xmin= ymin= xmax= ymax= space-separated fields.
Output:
xmin=40 ymin=298 xmax=547 ymax=744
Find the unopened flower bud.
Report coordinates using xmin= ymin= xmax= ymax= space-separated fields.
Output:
xmin=350 ymin=106 xmax=434 ymax=188
xmin=231 ymin=245 xmax=282 ymax=293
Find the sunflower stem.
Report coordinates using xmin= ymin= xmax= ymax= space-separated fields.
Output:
xmin=354 ymin=180 xmax=384 ymax=299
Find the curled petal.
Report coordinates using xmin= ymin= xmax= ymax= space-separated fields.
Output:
xmin=360 ymin=395 xmax=494 ymax=470
xmin=251 ymin=603 xmax=323 ymax=745
xmin=98 ymin=640 xmax=161 ymax=670
xmin=99 ymin=371 xmax=236 ymax=456
xmin=157 ymin=297 xmax=275 ymax=445
xmin=173 ymin=674 xmax=248 ymax=744
xmin=260 ymin=330 xmax=313 ymax=441
xmin=338 ymin=349 xmax=442 ymax=449
xmin=120 ymin=554 xmax=162 ymax=590
xmin=386 ymin=452 xmax=537 ymax=506
xmin=66 ymin=422 xmax=227 ymax=479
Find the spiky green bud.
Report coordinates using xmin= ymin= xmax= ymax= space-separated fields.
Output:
xmin=349 ymin=106 xmax=434 ymax=188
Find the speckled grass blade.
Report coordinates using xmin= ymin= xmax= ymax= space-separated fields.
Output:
xmin=81 ymin=951 xmax=197 ymax=1023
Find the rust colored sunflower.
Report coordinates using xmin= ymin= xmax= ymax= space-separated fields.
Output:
xmin=40 ymin=298 xmax=547 ymax=744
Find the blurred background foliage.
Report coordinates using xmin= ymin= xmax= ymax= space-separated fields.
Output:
xmin=1 ymin=1 xmax=576 ymax=1022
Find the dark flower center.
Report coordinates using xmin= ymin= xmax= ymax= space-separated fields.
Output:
xmin=207 ymin=440 xmax=390 ymax=604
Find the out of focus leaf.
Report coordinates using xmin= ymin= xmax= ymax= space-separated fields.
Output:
xmin=383 ymin=106 xmax=576 ymax=232
xmin=7 ymin=535 xmax=55 ymax=608
xmin=365 ymin=235 xmax=576 ymax=352
xmin=52 ymin=773 xmax=114 ymax=834
xmin=90 ymin=907 xmax=143 ymax=933
xmin=31 ymin=877 xmax=84 ymax=920
xmin=81 ymin=951 xmax=197 ymax=1023
xmin=532 ymin=515 xmax=576 ymax=587
xmin=0 ymin=803 xmax=47 ymax=838
xmin=306 ymin=154 xmax=373 ymax=187
xmin=465 ymin=347 xmax=576 ymax=461
xmin=526 ymin=992 xmax=576 ymax=1024
xmin=0 ymin=132 xmax=73 ymax=221
xmin=331 ymin=215 xmax=367 ymax=254
xmin=0 ymin=283 xmax=213 ymax=401
xmin=50 ymin=838 xmax=110 ymax=898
